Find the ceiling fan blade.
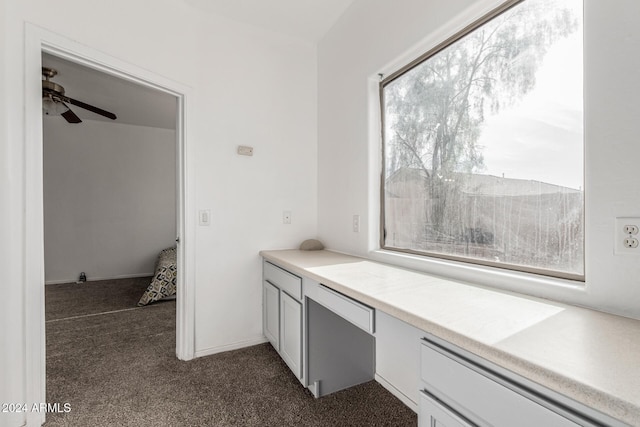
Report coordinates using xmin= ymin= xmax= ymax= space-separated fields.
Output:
xmin=67 ymin=97 xmax=117 ymax=120
xmin=61 ymin=105 xmax=82 ymax=124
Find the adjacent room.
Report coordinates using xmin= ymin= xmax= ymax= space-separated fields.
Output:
xmin=41 ymin=53 xmax=179 ymax=310
xmin=2 ymin=0 xmax=640 ymax=426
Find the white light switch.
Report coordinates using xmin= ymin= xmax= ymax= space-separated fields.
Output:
xmin=353 ymin=214 xmax=360 ymax=233
xmin=199 ymin=210 xmax=211 ymax=226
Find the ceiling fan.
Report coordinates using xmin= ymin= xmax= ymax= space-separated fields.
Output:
xmin=42 ymin=67 xmax=117 ymax=124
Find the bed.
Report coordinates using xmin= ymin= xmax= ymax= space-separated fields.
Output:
xmin=137 ymin=246 xmax=177 ymax=306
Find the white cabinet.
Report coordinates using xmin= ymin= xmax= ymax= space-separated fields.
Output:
xmin=280 ymin=291 xmax=302 ymax=378
xmin=262 ymin=261 xmax=304 ymax=383
xmin=375 ymin=310 xmax=421 ymax=412
xmin=263 ymin=280 xmax=280 ymax=350
xmin=419 ymin=338 xmax=587 ymax=427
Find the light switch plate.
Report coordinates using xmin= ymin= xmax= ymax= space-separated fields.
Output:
xmin=199 ymin=209 xmax=211 ymax=226
xmin=283 ymin=211 xmax=291 ymax=224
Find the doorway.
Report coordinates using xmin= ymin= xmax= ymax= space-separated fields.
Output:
xmin=42 ymin=51 xmax=179 ymax=416
xmin=25 ymin=24 xmax=195 ymax=426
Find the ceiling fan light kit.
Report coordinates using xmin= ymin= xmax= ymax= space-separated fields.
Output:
xmin=41 ymin=66 xmax=117 ymax=124
xmin=42 ymin=94 xmax=69 ymax=116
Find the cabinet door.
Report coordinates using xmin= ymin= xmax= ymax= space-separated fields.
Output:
xmin=280 ymin=291 xmax=302 ymax=379
xmin=419 ymin=391 xmax=474 ymax=427
xmin=376 ymin=310 xmax=421 ymax=410
xmin=263 ymin=281 xmax=280 ymax=351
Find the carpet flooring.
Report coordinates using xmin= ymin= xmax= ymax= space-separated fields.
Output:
xmin=45 ymin=277 xmax=156 ymax=321
xmin=45 ymin=279 xmax=417 ymax=426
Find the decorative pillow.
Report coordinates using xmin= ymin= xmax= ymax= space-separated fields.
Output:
xmin=137 ymin=247 xmax=177 ymax=306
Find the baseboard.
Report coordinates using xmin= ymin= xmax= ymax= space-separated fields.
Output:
xmin=45 ymin=272 xmax=154 ymax=285
xmin=194 ymin=336 xmax=268 ymax=358
xmin=375 ymin=373 xmax=418 ymax=414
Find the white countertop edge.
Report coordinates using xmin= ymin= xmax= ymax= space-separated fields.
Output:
xmin=260 ymin=249 xmax=638 ymax=426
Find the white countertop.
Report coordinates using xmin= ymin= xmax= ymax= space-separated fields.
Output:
xmin=260 ymin=249 xmax=640 ymax=426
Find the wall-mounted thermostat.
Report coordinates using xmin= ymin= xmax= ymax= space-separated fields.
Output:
xmin=237 ymin=145 xmax=254 ymax=156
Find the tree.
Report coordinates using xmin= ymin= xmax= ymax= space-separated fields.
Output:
xmin=383 ymin=0 xmax=579 ymax=233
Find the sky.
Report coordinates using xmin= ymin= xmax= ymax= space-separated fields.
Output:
xmin=478 ymin=4 xmax=584 ymax=190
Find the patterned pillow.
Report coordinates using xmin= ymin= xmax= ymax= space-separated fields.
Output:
xmin=137 ymin=247 xmax=177 ymax=306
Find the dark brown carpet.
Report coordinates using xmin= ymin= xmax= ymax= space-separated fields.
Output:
xmin=45 ymin=280 xmax=417 ymax=426
xmin=45 ymin=277 xmax=154 ymax=321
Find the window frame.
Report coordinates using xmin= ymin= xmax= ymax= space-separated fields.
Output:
xmin=378 ymin=0 xmax=585 ymax=282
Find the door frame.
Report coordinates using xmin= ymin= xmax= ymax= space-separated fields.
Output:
xmin=24 ymin=23 xmax=195 ymax=425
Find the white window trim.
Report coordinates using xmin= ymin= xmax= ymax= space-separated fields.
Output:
xmin=366 ymin=0 xmax=587 ymax=304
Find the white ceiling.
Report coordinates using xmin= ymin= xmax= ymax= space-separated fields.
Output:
xmin=42 ymin=53 xmax=177 ymax=130
xmin=183 ymin=0 xmax=355 ymax=42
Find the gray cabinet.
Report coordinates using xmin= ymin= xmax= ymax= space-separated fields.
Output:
xmin=262 ymin=261 xmax=304 ymax=383
xmin=306 ymin=297 xmax=375 ymax=398
xmin=260 ymin=253 xmax=628 ymax=426
xmin=280 ymin=291 xmax=302 ymax=378
xmin=419 ymin=391 xmax=473 ymax=427
xmin=419 ymin=337 xmax=589 ymax=427
xmin=375 ymin=310 xmax=421 ymax=411
xmin=263 ymin=280 xmax=280 ymax=350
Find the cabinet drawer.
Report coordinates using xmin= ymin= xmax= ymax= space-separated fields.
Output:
xmin=419 ymin=390 xmax=474 ymax=427
xmin=314 ymin=285 xmax=374 ymax=333
xmin=264 ymin=261 xmax=302 ymax=300
xmin=420 ymin=342 xmax=580 ymax=427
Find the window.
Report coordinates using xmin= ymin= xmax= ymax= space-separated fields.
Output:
xmin=380 ymin=0 xmax=583 ymax=280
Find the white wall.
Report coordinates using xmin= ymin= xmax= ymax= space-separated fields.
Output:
xmin=43 ymin=119 xmax=177 ymax=284
xmin=1 ymin=0 xmax=317 ymax=424
xmin=0 ymin=0 xmax=26 ymax=425
xmin=317 ymin=0 xmax=640 ymax=320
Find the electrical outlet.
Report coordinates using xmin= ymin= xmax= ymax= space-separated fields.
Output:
xmin=615 ymin=217 xmax=640 ymax=254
